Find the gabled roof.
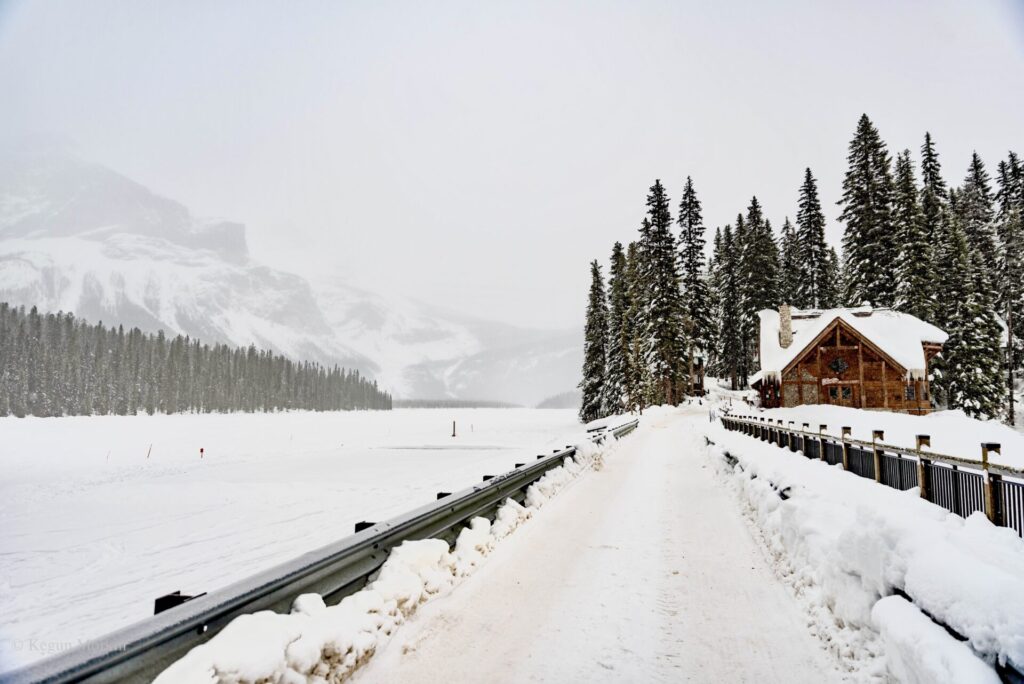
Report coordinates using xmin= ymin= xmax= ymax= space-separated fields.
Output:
xmin=758 ymin=306 xmax=947 ymax=381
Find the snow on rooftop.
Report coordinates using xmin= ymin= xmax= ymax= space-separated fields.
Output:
xmin=758 ymin=306 xmax=948 ymax=381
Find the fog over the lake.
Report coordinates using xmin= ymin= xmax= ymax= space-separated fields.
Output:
xmin=1 ymin=0 xmax=1022 ymax=329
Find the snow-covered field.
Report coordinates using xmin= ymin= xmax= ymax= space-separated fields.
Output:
xmin=0 ymin=408 xmax=582 ymax=672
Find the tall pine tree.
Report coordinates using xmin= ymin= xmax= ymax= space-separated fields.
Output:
xmin=641 ymin=180 xmax=687 ymax=405
xmin=738 ymin=197 xmax=779 ymax=384
xmin=579 ymin=260 xmax=608 ymax=422
xmin=794 ymin=168 xmax=830 ymax=308
xmin=839 ymin=114 xmax=896 ymax=307
xmin=603 ymin=242 xmax=630 ymax=415
xmin=677 ymin=176 xmax=712 ymax=391
xmin=892 ymin=149 xmax=932 ymax=321
xmin=778 ymin=217 xmax=801 ymax=306
xmin=957 ymin=152 xmax=999 ymax=294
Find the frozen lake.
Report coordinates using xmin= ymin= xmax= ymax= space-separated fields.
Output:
xmin=0 ymin=408 xmax=582 ymax=671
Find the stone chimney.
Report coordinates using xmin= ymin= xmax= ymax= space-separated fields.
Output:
xmin=779 ymin=304 xmax=793 ymax=349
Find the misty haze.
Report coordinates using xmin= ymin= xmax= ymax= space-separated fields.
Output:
xmin=1 ymin=2 xmax=1023 ymax=683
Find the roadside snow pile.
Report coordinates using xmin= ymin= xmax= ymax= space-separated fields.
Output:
xmin=706 ymin=423 xmax=1024 ymax=683
xmin=741 ymin=405 xmax=1024 ymax=470
xmin=153 ymin=438 xmax=614 ymax=684
xmin=872 ymin=596 xmax=1000 ymax=684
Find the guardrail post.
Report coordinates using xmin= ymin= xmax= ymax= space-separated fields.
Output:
xmin=841 ymin=426 xmax=851 ymax=470
xmin=915 ymin=435 xmax=930 ymax=500
xmin=872 ymin=430 xmax=884 ymax=483
xmin=819 ymin=424 xmax=827 ymax=462
xmin=981 ymin=443 xmax=1001 ymax=524
xmin=788 ymin=421 xmax=796 ymax=451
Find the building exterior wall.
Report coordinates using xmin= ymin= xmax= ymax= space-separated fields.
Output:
xmin=758 ymin=320 xmax=935 ymax=414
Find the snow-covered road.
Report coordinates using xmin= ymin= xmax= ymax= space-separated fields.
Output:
xmin=355 ymin=406 xmax=835 ymax=683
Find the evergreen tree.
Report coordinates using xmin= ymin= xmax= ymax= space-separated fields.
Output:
xmin=778 ymin=217 xmax=801 ymax=306
xmin=677 ymin=176 xmax=712 ymax=391
xmin=738 ymin=197 xmax=779 ymax=384
xmin=794 ymin=168 xmax=830 ymax=308
xmin=820 ymin=247 xmax=841 ymax=308
xmin=623 ymin=241 xmax=648 ymax=411
xmin=714 ymin=224 xmax=743 ymax=389
xmin=838 ymin=114 xmax=896 ymax=307
xmin=603 ymin=242 xmax=630 ymax=414
xmin=957 ymin=152 xmax=999 ymax=294
xmin=579 ymin=260 xmax=608 ymax=422
xmin=641 ymin=180 xmax=687 ymax=405
xmin=931 ymin=220 xmax=1004 ymax=418
xmin=892 ymin=149 xmax=932 ymax=321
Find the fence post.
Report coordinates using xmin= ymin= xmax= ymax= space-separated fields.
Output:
xmin=915 ymin=434 xmax=930 ymax=500
xmin=819 ymin=424 xmax=827 ymax=462
xmin=841 ymin=426 xmax=851 ymax=470
xmin=981 ymin=443 xmax=1001 ymax=524
xmin=872 ymin=430 xmax=884 ymax=483
xmin=788 ymin=421 xmax=796 ymax=451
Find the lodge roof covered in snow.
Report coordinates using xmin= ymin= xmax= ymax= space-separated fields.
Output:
xmin=757 ymin=306 xmax=948 ymax=381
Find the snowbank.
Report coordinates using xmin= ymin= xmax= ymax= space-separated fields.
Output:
xmin=738 ymin=404 xmax=1024 ymax=470
xmin=153 ymin=437 xmax=614 ymax=683
xmin=706 ymin=423 xmax=1024 ymax=681
xmin=872 ymin=596 xmax=998 ymax=684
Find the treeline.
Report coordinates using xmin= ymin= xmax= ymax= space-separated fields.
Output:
xmin=581 ymin=114 xmax=1023 ymax=422
xmin=0 ymin=303 xmax=392 ymax=417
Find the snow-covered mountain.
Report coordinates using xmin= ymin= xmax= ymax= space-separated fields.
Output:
xmin=0 ymin=150 xmax=582 ymax=405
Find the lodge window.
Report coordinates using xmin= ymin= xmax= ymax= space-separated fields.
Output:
xmin=905 ymin=385 xmax=916 ymax=401
xmin=841 ymin=387 xmax=852 ymax=400
xmin=829 ymin=387 xmax=838 ymax=399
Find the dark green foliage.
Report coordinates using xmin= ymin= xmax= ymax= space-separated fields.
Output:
xmin=956 ymin=152 xmax=999 ymax=294
xmin=623 ymin=241 xmax=649 ymax=411
xmin=579 ymin=260 xmax=608 ymax=423
xmin=712 ymin=224 xmax=743 ymax=389
xmin=677 ymin=176 xmax=713 ymax=386
xmin=641 ymin=180 xmax=687 ymax=405
xmin=930 ymin=219 xmax=1004 ymax=419
xmin=892 ymin=150 xmax=932 ymax=321
xmin=738 ymin=198 xmax=779 ymax=383
xmin=0 ymin=303 xmax=391 ymax=417
xmin=794 ymin=168 xmax=830 ymax=308
xmin=839 ymin=114 xmax=897 ymax=307
xmin=778 ymin=217 xmax=800 ymax=306
xmin=603 ymin=242 xmax=630 ymax=414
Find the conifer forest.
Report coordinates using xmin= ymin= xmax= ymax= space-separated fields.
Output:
xmin=580 ymin=115 xmax=1023 ymax=424
xmin=0 ymin=303 xmax=392 ymax=417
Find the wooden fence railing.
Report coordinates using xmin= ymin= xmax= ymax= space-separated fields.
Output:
xmin=719 ymin=414 xmax=1024 ymax=538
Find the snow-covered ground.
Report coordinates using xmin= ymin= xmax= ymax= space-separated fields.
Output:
xmin=0 ymin=408 xmax=581 ymax=672
xmin=348 ymin=406 xmax=836 ymax=683
xmin=707 ymin=420 xmax=1024 ymax=682
xmin=732 ymin=404 xmax=1024 ymax=470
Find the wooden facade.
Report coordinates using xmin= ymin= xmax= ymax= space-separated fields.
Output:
xmin=755 ymin=318 xmax=940 ymax=414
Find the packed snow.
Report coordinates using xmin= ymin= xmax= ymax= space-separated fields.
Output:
xmin=732 ymin=403 xmax=1024 ymax=470
xmin=706 ymin=419 xmax=1024 ymax=682
xmin=152 ymin=439 xmax=608 ymax=683
xmin=354 ymin=406 xmax=835 ymax=683
xmin=0 ymin=408 xmax=582 ymax=672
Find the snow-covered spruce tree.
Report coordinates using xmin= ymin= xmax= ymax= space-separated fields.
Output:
xmin=820 ymin=246 xmax=842 ymax=308
xmin=794 ymin=168 xmax=830 ymax=309
xmin=704 ymin=227 xmax=723 ymax=378
xmin=579 ymin=260 xmax=608 ymax=422
xmin=714 ymin=224 xmax=743 ymax=389
xmin=996 ymin=155 xmax=1024 ymax=375
xmin=778 ymin=217 xmax=801 ymax=306
xmin=603 ymin=242 xmax=630 ymax=415
xmin=892 ymin=150 xmax=932 ymax=322
xmin=957 ymin=152 xmax=999 ymax=295
xmin=738 ymin=197 xmax=779 ymax=384
xmin=624 ymin=241 xmax=650 ymax=411
xmin=641 ymin=179 xmax=687 ymax=405
xmin=930 ymin=219 xmax=1005 ymax=419
xmin=838 ymin=114 xmax=896 ymax=307
xmin=677 ymin=176 xmax=712 ymax=389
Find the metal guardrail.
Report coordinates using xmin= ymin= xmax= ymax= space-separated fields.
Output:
xmin=1 ymin=419 xmax=639 ymax=684
xmin=719 ymin=413 xmax=1023 ymax=538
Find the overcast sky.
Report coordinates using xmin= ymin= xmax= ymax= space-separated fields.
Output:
xmin=1 ymin=1 xmax=1022 ymax=329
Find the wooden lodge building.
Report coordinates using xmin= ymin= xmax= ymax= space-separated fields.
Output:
xmin=751 ymin=305 xmax=947 ymax=414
